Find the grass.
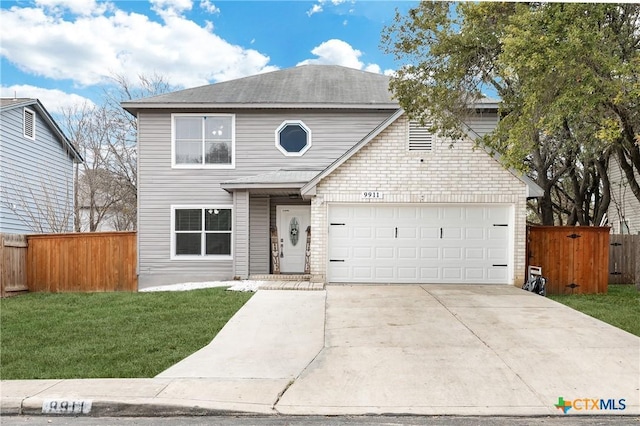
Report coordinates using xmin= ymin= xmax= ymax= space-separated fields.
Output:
xmin=0 ymin=288 xmax=252 ymax=380
xmin=548 ymin=284 xmax=640 ymax=337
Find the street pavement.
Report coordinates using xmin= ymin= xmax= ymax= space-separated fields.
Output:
xmin=1 ymin=285 xmax=639 ymax=419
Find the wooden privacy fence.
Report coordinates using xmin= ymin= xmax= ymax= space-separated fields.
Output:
xmin=0 ymin=234 xmax=29 ymax=297
xmin=27 ymin=232 xmax=137 ymax=293
xmin=527 ymin=226 xmax=609 ymax=295
xmin=609 ymin=234 xmax=640 ymax=287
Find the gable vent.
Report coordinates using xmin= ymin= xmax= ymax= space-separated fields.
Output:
xmin=24 ymin=108 xmax=35 ymax=139
xmin=409 ymin=121 xmax=433 ymax=151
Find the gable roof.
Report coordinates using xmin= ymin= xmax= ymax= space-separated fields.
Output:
xmin=122 ymin=65 xmax=398 ymax=114
xmin=301 ymin=109 xmax=544 ymax=198
xmin=1 ymin=98 xmax=83 ymax=163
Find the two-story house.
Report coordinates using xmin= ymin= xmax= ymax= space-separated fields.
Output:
xmin=122 ymin=65 xmax=542 ymax=288
xmin=0 ymin=98 xmax=83 ymax=234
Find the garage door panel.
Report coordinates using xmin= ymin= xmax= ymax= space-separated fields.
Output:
xmin=352 ymin=267 xmax=373 ymax=280
xmin=442 ymin=268 xmax=462 ymax=279
xmin=374 ymin=207 xmax=394 ymax=219
xmin=330 ymin=247 xmax=350 ymax=259
xmin=442 ymin=247 xmax=462 ymax=259
xmin=420 ymin=247 xmax=439 ymax=259
xmin=353 ymin=227 xmax=372 ymax=238
xmin=354 ymin=206 xmax=374 ymax=219
xmin=421 ymin=227 xmax=439 ymax=239
xmin=465 ymin=268 xmax=485 ymax=280
xmin=465 ymin=247 xmax=484 ymax=260
xmin=375 ymin=247 xmax=394 ymax=258
xmin=488 ymin=247 xmax=508 ymax=261
xmin=488 ymin=206 xmax=510 ymax=223
xmin=398 ymin=267 xmax=417 ymax=280
xmin=488 ymin=227 xmax=508 ymax=240
xmin=376 ymin=227 xmax=394 ymax=238
xmin=398 ymin=247 xmax=417 ymax=258
xmin=442 ymin=228 xmax=462 ymax=239
xmin=352 ymin=247 xmax=372 ymax=259
xmin=420 ymin=268 xmax=439 ymax=279
xmin=397 ymin=227 xmax=417 ymax=238
xmin=375 ymin=267 xmax=394 ymax=279
xmin=329 ymin=264 xmax=350 ymax=281
xmin=465 ymin=228 xmax=484 ymax=239
xmin=442 ymin=206 xmax=464 ymax=221
xmin=488 ymin=267 xmax=508 ymax=281
xmin=327 ymin=204 xmax=512 ymax=284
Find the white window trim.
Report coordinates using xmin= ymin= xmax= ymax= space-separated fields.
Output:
xmin=170 ymin=205 xmax=234 ymax=260
xmin=275 ymin=120 xmax=312 ymax=157
xmin=171 ymin=113 xmax=236 ymax=169
xmin=23 ymin=108 xmax=36 ymax=140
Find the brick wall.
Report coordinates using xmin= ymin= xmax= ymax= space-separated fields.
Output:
xmin=310 ymin=114 xmax=529 ymax=284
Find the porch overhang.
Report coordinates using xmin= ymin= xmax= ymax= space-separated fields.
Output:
xmin=220 ymin=169 xmax=321 ymax=197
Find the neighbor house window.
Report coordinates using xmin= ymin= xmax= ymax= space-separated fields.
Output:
xmin=275 ymin=120 xmax=311 ymax=156
xmin=24 ymin=108 xmax=35 ymax=140
xmin=172 ymin=114 xmax=235 ymax=167
xmin=172 ymin=206 xmax=232 ymax=258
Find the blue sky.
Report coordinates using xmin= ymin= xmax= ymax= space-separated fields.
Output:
xmin=0 ymin=0 xmax=418 ymax=114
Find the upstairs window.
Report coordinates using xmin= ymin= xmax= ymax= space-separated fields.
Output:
xmin=408 ymin=120 xmax=433 ymax=151
xmin=24 ymin=108 xmax=35 ymax=140
xmin=172 ymin=114 xmax=235 ymax=168
xmin=275 ymin=120 xmax=311 ymax=156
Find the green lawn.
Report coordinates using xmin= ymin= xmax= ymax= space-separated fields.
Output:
xmin=0 ymin=288 xmax=252 ymax=380
xmin=548 ymin=284 xmax=640 ymax=337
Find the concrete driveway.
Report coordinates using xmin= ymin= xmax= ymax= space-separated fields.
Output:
xmin=157 ymin=284 xmax=639 ymax=416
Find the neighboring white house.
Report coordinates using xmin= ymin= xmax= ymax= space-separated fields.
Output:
xmin=122 ymin=65 xmax=542 ymax=288
xmin=0 ymin=98 xmax=83 ymax=234
xmin=608 ymin=155 xmax=640 ymax=235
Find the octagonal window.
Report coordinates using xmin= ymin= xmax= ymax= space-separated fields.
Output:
xmin=276 ymin=120 xmax=311 ymax=156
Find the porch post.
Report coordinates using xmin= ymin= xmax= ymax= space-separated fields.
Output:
xmin=233 ymin=189 xmax=250 ymax=279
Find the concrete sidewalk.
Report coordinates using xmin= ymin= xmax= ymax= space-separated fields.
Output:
xmin=2 ymin=285 xmax=639 ymax=417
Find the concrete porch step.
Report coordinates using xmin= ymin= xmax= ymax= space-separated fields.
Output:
xmin=259 ymin=281 xmax=325 ymax=291
xmin=250 ymin=274 xmax=311 ymax=281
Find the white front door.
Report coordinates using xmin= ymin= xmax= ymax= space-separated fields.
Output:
xmin=277 ymin=205 xmax=311 ymax=273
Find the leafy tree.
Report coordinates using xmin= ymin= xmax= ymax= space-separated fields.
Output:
xmin=382 ymin=2 xmax=639 ymax=225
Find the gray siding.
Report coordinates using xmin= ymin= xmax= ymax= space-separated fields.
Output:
xmin=0 ymin=107 xmax=75 ymax=234
xmin=249 ymin=196 xmax=270 ymax=275
xmin=463 ymin=111 xmax=499 ymax=140
xmin=608 ymin=156 xmax=640 ymax=234
xmin=233 ymin=190 xmax=249 ymax=278
xmin=137 ymin=109 xmax=394 ymax=287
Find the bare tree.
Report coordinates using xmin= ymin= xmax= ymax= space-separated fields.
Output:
xmin=3 ymin=172 xmax=75 ymax=233
xmin=63 ymin=73 xmax=174 ymax=232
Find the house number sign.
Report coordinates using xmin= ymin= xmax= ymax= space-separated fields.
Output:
xmin=361 ymin=191 xmax=383 ymax=199
xmin=42 ymin=399 xmax=92 ymax=414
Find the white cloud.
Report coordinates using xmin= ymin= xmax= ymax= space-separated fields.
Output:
xmin=307 ymin=4 xmax=323 ymax=17
xmin=200 ymin=0 xmax=220 ymax=14
xmin=298 ymin=39 xmax=363 ymax=68
xmin=307 ymin=0 xmax=350 ymax=17
xmin=297 ymin=39 xmax=385 ymax=75
xmin=1 ymin=85 xmax=96 ymax=115
xmin=0 ymin=2 xmax=277 ymax=89
xmin=35 ymin=0 xmax=110 ymax=16
xmin=364 ymin=64 xmax=381 ymax=74
xmin=150 ymin=0 xmax=193 ymax=15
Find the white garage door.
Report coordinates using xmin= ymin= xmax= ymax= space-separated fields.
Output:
xmin=327 ymin=204 xmax=512 ymax=284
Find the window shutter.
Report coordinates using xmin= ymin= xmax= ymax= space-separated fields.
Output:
xmin=24 ymin=108 xmax=35 ymax=139
xmin=409 ymin=121 xmax=433 ymax=151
